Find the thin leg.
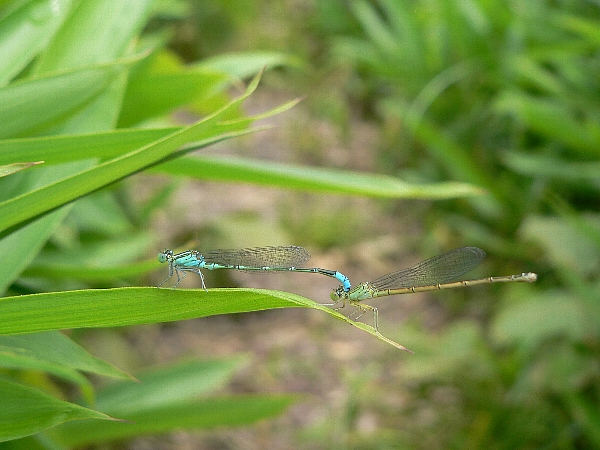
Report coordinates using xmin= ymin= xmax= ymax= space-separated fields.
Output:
xmin=332 ymin=298 xmax=347 ymax=312
xmin=195 ymin=268 xmax=207 ymax=291
xmin=158 ymin=263 xmax=176 ymax=288
xmin=171 ymin=269 xmax=185 ymax=288
xmin=349 ymin=301 xmax=379 ymax=332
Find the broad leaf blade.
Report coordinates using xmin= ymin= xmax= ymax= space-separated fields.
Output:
xmin=52 ymin=394 xmax=298 ymax=446
xmin=0 ymin=0 xmax=72 ymax=85
xmin=0 ymin=57 xmax=140 ymax=139
xmin=0 ymin=287 xmax=413 ymax=352
xmin=0 ymin=72 xmax=269 ymax=238
xmin=0 ymin=128 xmax=179 ymax=166
xmin=0 ymin=331 xmax=131 ymax=380
xmin=0 ymin=160 xmax=92 ymax=294
xmin=0 ymin=161 xmax=44 ymax=177
xmin=95 ymin=358 xmax=248 ymax=415
xmin=155 ymin=155 xmax=485 ymax=199
xmin=0 ymin=378 xmax=115 ymax=442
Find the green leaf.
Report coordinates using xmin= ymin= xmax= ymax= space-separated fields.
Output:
xmin=0 ymin=0 xmax=159 ymax=299
xmin=50 ymin=358 xmax=295 ymax=446
xmin=0 ymin=127 xmax=179 ymax=166
xmin=566 ymin=392 xmax=600 ymax=447
xmin=0 ymin=56 xmax=141 ymax=139
xmin=0 ymin=331 xmax=131 ymax=405
xmin=0 ymin=331 xmax=131 ymax=380
xmin=0 ymin=72 xmax=274 ymax=239
xmin=0 ymin=378 xmax=115 ymax=442
xmin=0 ymin=0 xmax=72 ymax=85
xmin=33 ymin=1 xmax=153 ymax=73
xmin=32 ymin=0 xmax=155 ymax=133
xmin=0 ymin=130 xmax=483 ymax=200
xmin=0 ymin=160 xmax=92 ymax=295
xmin=154 ymin=155 xmax=485 ymax=199
xmin=0 ymin=161 xmax=44 ymax=178
xmin=496 ymin=93 xmax=600 ymax=158
xmin=553 ymin=13 xmax=600 ymax=47
xmin=0 ymin=288 xmax=306 ymax=334
xmin=501 ymin=150 xmax=600 ymax=181
xmin=51 ymin=394 xmax=297 ymax=447
xmin=94 ymin=358 xmax=248 ymax=415
xmin=520 ymin=215 xmax=600 ymax=278
xmin=0 ymin=287 xmax=413 ymax=352
xmin=118 ymin=50 xmax=229 ymax=127
xmin=490 ymin=291 xmax=586 ymax=352
xmin=120 ymin=69 xmax=227 ymax=127
xmin=0 ymin=343 xmax=93 ymax=399
xmin=198 ymin=51 xmax=305 ymax=79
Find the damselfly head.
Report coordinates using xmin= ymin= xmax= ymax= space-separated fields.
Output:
xmin=158 ymin=249 xmax=174 ymax=263
xmin=330 ymin=286 xmax=345 ymax=301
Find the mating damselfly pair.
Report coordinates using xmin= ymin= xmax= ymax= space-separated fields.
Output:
xmin=158 ymin=246 xmax=537 ymax=340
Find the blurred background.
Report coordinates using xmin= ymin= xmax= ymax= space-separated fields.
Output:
xmin=15 ymin=0 xmax=600 ymax=448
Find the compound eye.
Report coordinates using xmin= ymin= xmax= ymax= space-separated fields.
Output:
xmin=157 ymin=250 xmax=173 ymax=263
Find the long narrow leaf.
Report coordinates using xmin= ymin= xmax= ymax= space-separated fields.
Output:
xmin=0 ymin=286 xmax=412 ymax=352
xmin=0 ymin=378 xmax=115 ymax=442
xmin=501 ymin=150 xmax=600 ymax=181
xmin=155 ymin=155 xmax=485 ymax=199
xmin=0 ymin=161 xmax=44 ymax=177
xmin=94 ymin=358 xmax=248 ymax=415
xmin=0 ymin=160 xmax=93 ymax=294
xmin=0 ymin=331 xmax=131 ymax=380
xmin=0 ymin=287 xmax=306 ymax=334
xmin=0 ymin=56 xmax=141 ymax=139
xmin=0 ymin=0 xmax=72 ymax=85
xmin=33 ymin=1 xmax=152 ymax=74
xmin=0 ymin=73 xmax=275 ymax=238
xmin=51 ymin=394 xmax=298 ymax=446
xmin=0 ymin=128 xmax=179 ymax=166
xmin=0 ymin=130 xmax=484 ymax=200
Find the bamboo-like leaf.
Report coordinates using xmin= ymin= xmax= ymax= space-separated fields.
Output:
xmin=50 ymin=358 xmax=296 ymax=446
xmin=94 ymin=358 xmax=248 ymax=415
xmin=154 ymin=155 xmax=485 ymax=199
xmin=0 ymin=160 xmax=93 ymax=295
xmin=33 ymin=1 xmax=153 ymax=74
xmin=197 ymin=51 xmax=305 ymax=79
xmin=0 ymin=287 xmax=413 ymax=352
xmin=0 ymin=378 xmax=116 ymax=442
xmin=0 ymin=72 xmax=270 ymax=238
xmin=0 ymin=0 xmax=72 ymax=85
xmin=0 ymin=56 xmax=142 ymax=139
xmin=501 ymin=150 xmax=600 ymax=181
xmin=0 ymin=130 xmax=484 ymax=200
xmin=119 ymin=56 xmax=228 ymax=127
xmin=0 ymin=332 xmax=131 ymax=380
xmin=0 ymin=161 xmax=44 ymax=178
xmin=51 ymin=394 xmax=297 ymax=447
xmin=0 ymin=128 xmax=179 ymax=166
xmin=496 ymin=93 xmax=600 ymax=158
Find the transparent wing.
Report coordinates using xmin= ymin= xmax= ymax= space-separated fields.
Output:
xmin=370 ymin=247 xmax=486 ymax=290
xmin=201 ymin=245 xmax=311 ymax=269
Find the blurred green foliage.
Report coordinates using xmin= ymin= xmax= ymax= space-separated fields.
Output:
xmin=0 ymin=0 xmax=480 ymax=445
xmin=304 ymin=1 xmax=600 ymax=448
xmin=173 ymin=0 xmax=600 ymax=448
xmin=2 ymin=0 xmax=600 ymax=448
xmin=0 ymin=0 xmax=305 ymax=444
